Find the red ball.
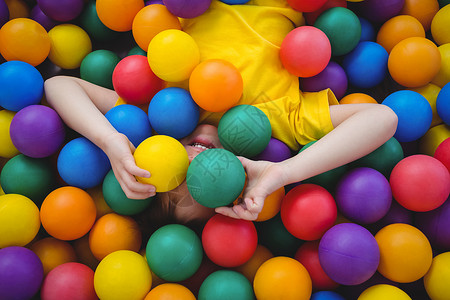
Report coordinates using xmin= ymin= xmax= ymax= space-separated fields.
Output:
xmin=280 ymin=184 xmax=337 ymax=241
xmin=294 ymin=241 xmax=339 ymax=290
xmin=280 ymin=26 xmax=331 ymax=78
xmin=112 ymin=55 xmax=164 ymax=105
xmin=390 ymin=154 xmax=450 ymax=212
xmin=40 ymin=262 xmax=97 ymax=300
xmin=287 ymin=0 xmax=328 ymax=12
xmin=202 ymin=214 xmax=258 ymax=268
xmin=434 ymin=137 xmax=450 ymax=173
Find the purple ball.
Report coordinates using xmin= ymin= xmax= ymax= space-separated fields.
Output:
xmin=31 ymin=4 xmax=58 ymax=31
xmin=375 ymin=201 xmax=413 ymax=228
xmin=163 ymin=0 xmax=212 ymax=18
xmin=300 ymin=61 xmax=348 ymax=100
xmin=0 ymin=0 xmax=9 ymax=28
xmin=415 ymin=197 xmax=450 ymax=250
xmin=37 ymin=0 xmax=84 ymax=22
xmin=318 ymin=223 xmax=380 ymax=285
xmin=10 ymin=105 xmax=66 ymax=158
xmin=252 ymin=138 xmax=292 ymax=162
xmin=146 ymin=0 xmax=164 ymax=4
xmin=0 ymin=246 xmax=44 ymax=300
xmin=335 ymin=167 xmax=392 ymax=224
xmin=356 ymin=0 xmax=405 ymax=23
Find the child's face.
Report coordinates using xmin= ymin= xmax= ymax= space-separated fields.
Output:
xmin=179 ymin=124 xmax=223 ymax=162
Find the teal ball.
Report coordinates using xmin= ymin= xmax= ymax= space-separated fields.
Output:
xmin=80 ymin=50 xmax=120 ymax=89
xmin=198 ymin=270 xmax=254 ymax=300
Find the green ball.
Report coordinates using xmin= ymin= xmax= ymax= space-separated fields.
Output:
xmin=79 ymin=0 xmax=121 ymax=42
xmin=128 ymin=46 xmax=147 ymax=57
xmin=0 ymin=154 xmax=55 ymax=203
xmin=146 ymin=224 xmax=203 ymax=282
xmin=102 ymin=170 xmax=153 ymax=215
xmin=218 ymin=105 xmax=272 ymax=158
xmin=186 ymin=148 xmax=245 ymax=208
xmin=198 ymin=270 xmax=255 ymax=300
xmin=314 ymin=7 xmax=361 ymax=56
xmin=80 ymin=50 xmax=120 ymax=89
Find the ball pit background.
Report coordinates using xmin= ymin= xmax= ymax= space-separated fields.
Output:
xmin=0 ymin=0 xmax=449 ymax=299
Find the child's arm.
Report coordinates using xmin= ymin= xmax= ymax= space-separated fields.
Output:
xmin=215 ymin=103 xmax=398 ymax=220
xmin=44 ymin=76 xmax=156 ymax=199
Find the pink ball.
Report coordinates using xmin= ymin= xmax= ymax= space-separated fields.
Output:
xmin=434 ymin=137 xmax=450 ymax=173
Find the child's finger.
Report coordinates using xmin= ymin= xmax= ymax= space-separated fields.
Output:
xmin=215 ymin=206 xmax=241 ymax=219
xmin=124 ymin=159 xmax=150 ymax=178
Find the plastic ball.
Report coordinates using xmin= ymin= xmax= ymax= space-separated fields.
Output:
xmin=0 ymin=17 xmax=50 ymax=66
xmin=80 ymin=49 xmax=120 ymax=89
xmin=202 ymin=214 xmax=257 ymax=268
xmin=253 ymin=138 xmax=292 ymax=162
xmin=87 ymin=185 xmax=114 ymax=219
xmin=423 ymin=252 xmax=450 ymax=299
xmin=419 ymin=123 xmax=450 ymax=156
xmin=314 ymin=7 xmax=361 ymax=56
xmin=148 ymin=29 xmax=200 ymax=82
xmin=339 ymin=93 xmax=378 ymax=104
xmin=0 ymin=246 xmax=44 ymax=300
xmin=48 ymin=24 xmax=92 ymax=69
xmin=219 ymin=0 xmax=250 ymax=3
xmin=105 ymin=104 xmax=152 ymax=147
xmin=218 ymin=105 xmax=272 ymax=157
xmin=40 ymin=262 xmax=97 ymax=300
xmin=358 ymin=284 xmax=412 ymax=300
xmin=388 ymin=37 xmax=441 ymax=88
xmin=412 ymin=83 xmax=443 ymax=127
xmin=358 ymin=17 xmax=376 ymax=42
xmin=163 ymin=0 xmax=211 ymax=18
xmin=189 ymin=58 xmax=243 ymax=111
xmin=437 ymin=82 xmax=450 ymax=125
xmin=255 ymin=187 xmax=285 ymax=222
xmin=146 ymin=224 xmax=203 ymax=281
xmin=415 ymin=198 xmax=450 ymax=250
xmin=232 ymin=244 xmax=274 ymax=282
xmin=280 ymin=26 xmax=331 ymax=77
xmin=0 ymin=154 xmax=55 ymax=203
xmin=390 ymin=154 xmax=450 ymax=212
xmin=96 ymin=0 xmax=144 ymax=32
xmin=94 ymin=250 xmax=152 ymax=300
xmin=0 ymin=194 xmax=40 ymax=248
xmin=132 ymin=4 xmax=181 ymax=51
xmin=30 ymin=4 xmax=57 ymax=32
xmin=89 ymin=213 xmax=142 ymax=261
xmin=0 ymin=60 xmax=44 ymax=112
xmin=382 ymin=90 xmax=432 ymax=142
xmin=79 ymin=0 xmax=120 ymax=42
xmin=186 ymin=148 xmax=245 ymax=208
xmin=435 ymin=137 xmax=450 ymax=172
xmin=113 ymin=55 xmax=164 ymax=105
xmin=144 ymin=283 xmax=196 ymax=300
xmin=318 ymin=223 xmax=380 ymax=285
xmin=57 ymin=137 xmax=111 ymax=189
xmin=376 ymin=15 xmax=425 ymax=54
xmin=30 ymin=237 xmax=77 ymax=276
xmin=281 ymin=184 xmax=337 ymax=241
xmin=433 ymin=43 xmax=450 ymax=88
xmin=300 ymin=61 xmax=348 ymax=99
xmin=375 ymin=223 xmax=433 ymax=283
xmin=40 ymin=186 xmax=97 ymax=241
xmin=198 ymin=270 xmax=254 ymax=300
xmin=148 ymin=87 xmax=199 ymax=139
xmin=10 ymin=105 xmax=65 ymax=158
xmin=342 ymin=41 xmax=388 ymax=88
xmin=4 ymin=0 xmax=29 ymax=19
xmin=0 ymin=110 xmax=19 ymax=158
xmin=400 ymin=0 xmax=439 ymax=31
xmin=134 ymin=135 xmax=189 ymax=192
xmin=287 ymin=0 xmax=327 ymax=12
xmin=36 ymin=0 xmax=84 ymax=22
xmin=312 ymin=291 xmax=346 ymax=300
xmin=303 ymin=0 xmax=347 ymax=25
xmin=335 ymin=167 xmax=392 ymax=224
xmin=0 ymin=0 xmax=8 ymax=27
xmin=356 ymin=0 xmax=405 ymax=23
xmin=253 ymin=256 xmax=312 ymax=300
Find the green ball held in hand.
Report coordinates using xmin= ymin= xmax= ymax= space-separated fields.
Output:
xmin=186 ymin=148 xmax=246 ymax=208
xmin=218 ymin=105 xmax=272 ymax=158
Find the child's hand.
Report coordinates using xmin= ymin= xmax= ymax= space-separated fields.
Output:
xmin=103 ymin=132 xmax=156 ymax=199
xmin=215 ymin=157 xmax=287 ymax=221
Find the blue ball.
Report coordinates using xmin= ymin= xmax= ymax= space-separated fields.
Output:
xmin=57 ymin=137 xmax=111 ymax=189
xmin=148 ymin=87 xmax=199 ymax=139
xmin=436 ymin=82 xmax=450 ymax=125
xmin=342 ymin=41 xmax=388 ymax=88
xmin=311 ymin=291 xmax=346 ymax=300
xmin=219 ymin=0 xmax=249 ymax=4
xmin=105 ymin=104 xmax=152 ymax=147
xmin=0 ymin=61 xmax=44 ymax=111
xmin=382 ymin=90 xmax=432 ymax=143
xmin=358 ymin=17 xmax=375 ymax=42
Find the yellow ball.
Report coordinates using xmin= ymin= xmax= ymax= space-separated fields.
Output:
xmin=0 ymin=110 xmax=19 ymax=158
xmin=358 ymin=284 xmax=412 ymax=300
xmin=424 ymin=252 xmax=450 ymax=300
xmin=147 ymin=29 xmax=200 ymax=82
xmin=144 ymin=283 xmax=195 ymax=300
xmin=134 ymin=135 xmax=189 ymax=192
xmin=48 ymin=24 xmax=92 ymax=69
xmin=94 ymin=250 xmax=152 ymax=300
xmin=431 ymin=4 xmax=450 ymax=46
xmin=432 ymin=43 xmax=450 ymax=88
xmin=411 ymin=83 xmax=442 ymax=127
xmin=0 ymin=193 xmax=40 ymax=248
xmin=419 ymin=124 xmax=450 ymax=156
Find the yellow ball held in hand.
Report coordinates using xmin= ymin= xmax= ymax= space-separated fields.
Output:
xmin=134 ymin=135 xmax=189 ymax=192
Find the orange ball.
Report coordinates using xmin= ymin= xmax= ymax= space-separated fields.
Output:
xmin=96 ymin=0 xmax=144 ymax=32
xmin=255 ymin=187 xmax=285 ymax=222
xmin=400 ymin=0 xmax=439 ymax=31
xmin=72 ymin=235 xmax=100 ymax=270
xmin=89 ymin=213 xmax=142 ymax=261
xmin=4 ymin=0 xmax=29 ymax=19
xmin=40 ymin=186 xmax=97 ymax=241
xmin=189 ymin=59 xmax=243 ymax=112
xmin=339 ymin=93 xmax=378 ymax=104
xmin=132 ymin=4 xmax=181 ymax=51
xmin=144 ymin=283 xmax=196 ymax=300
xmin=376 ymin=15 xmax=425 ymax=54
xmin=388 ymin=37 xmax=441 ymax=88
xmin=0 ymin=18 xmax=50 ymax=66
xmin=30 ymin=237 xmax=77 ymax=275
xmin=233 ymin=244 xmax=273 ymax=283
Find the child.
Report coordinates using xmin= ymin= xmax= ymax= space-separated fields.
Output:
xmin=44 ymin=0 xmax=398 ymax=223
